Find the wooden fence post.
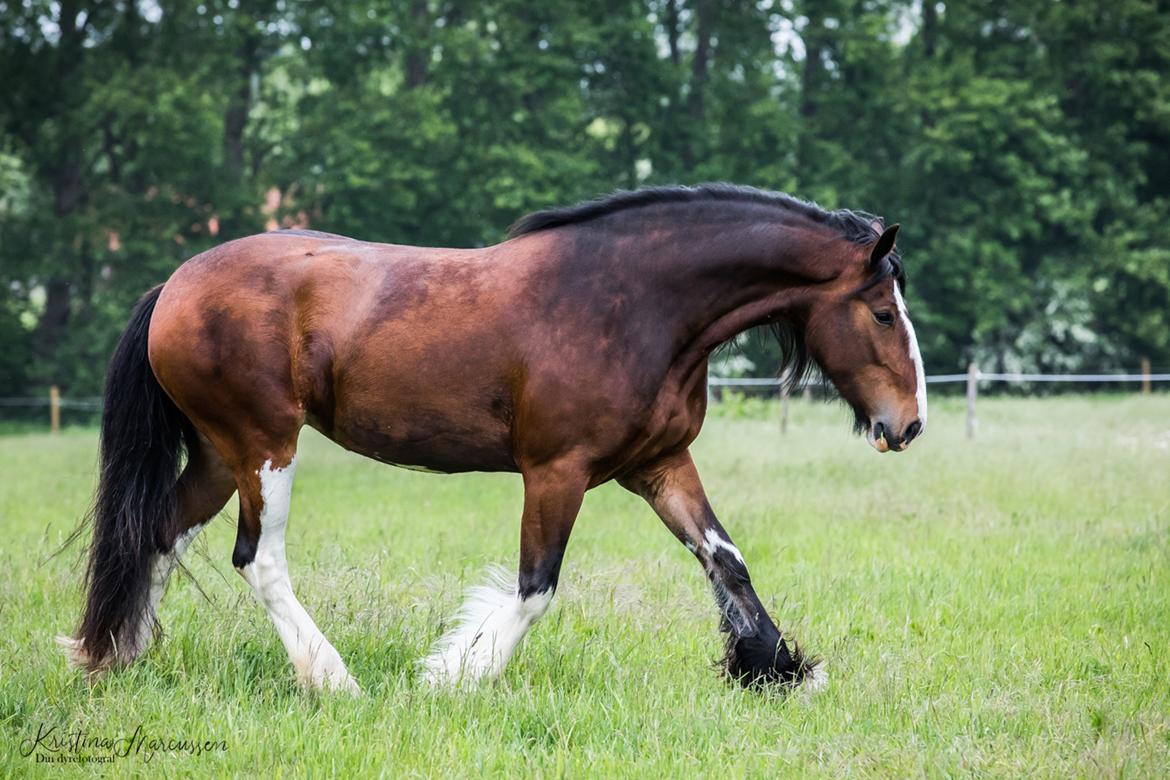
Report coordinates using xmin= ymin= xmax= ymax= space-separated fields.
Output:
xmin=1141 ymin=357 xmax=1151 ymax=395
xmin=779 ymin=382 xmax=790 ymax=435
xmin=965 ymin=363 xmax=978 ymax=440
xmin=49 ymin=385 xmax=60 ymax=434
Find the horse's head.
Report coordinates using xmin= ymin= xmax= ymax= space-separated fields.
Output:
xmin=804 ymin=223 xmax=927 ymax=452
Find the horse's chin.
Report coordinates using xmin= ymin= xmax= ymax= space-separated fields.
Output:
xmin=847 ymin=402 xmax=892 ymax=451
xmin=849 ymin=403 xmax=870 ymax=437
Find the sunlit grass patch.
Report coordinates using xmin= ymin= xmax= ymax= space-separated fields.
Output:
xmin=1 ymin=395 xmax=1167 ymax=777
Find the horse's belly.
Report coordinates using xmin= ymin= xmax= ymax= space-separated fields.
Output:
xmin=324 ymin=406 xmax=516 ymax=474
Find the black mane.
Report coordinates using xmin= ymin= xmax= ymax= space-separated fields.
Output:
xmin=510 ymin=184 xmax=905 ymax=395
xmin=508 ymin=183 xmax=883 ymax=246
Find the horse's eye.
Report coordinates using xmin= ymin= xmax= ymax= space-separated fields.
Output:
xmin=873 ymin=310 xmax=895 ymax=327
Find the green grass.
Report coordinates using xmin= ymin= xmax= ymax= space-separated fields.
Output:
xmin=1 ymin=395 xmax=1168 ymax=777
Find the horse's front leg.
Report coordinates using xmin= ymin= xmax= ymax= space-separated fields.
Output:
xmin=422 ymin=458 xmax=588 ymax=686
xmin=621 ymin=449 xmax=824 ymax=690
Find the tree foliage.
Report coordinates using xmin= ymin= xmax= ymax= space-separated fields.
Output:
xmin=1 ymin=0 xmax=1167 ymax=394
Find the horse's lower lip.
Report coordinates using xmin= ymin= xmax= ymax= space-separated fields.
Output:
xmin=870 ymin=434 xmax=890 ymax=453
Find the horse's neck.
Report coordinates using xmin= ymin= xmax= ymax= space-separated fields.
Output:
xmin=604 ymin=220 xmax=831 ymax=359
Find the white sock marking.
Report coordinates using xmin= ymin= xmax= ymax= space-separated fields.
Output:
xmin=803 ymin=661 xmax=829 ymax=693
xmin=125 ymin=524 xmax=204 ymax=659
xmin=893 ymin=285 xmax=928 ymax=425
xmin=421 ymin=566 xmax=553 ymax=687
xmin=241 ymin=457 xmax=359 ymax=694
xmin=702 ymin=528 xmax=745 ymax=565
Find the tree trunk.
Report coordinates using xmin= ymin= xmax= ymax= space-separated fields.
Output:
xmin=688 ymin=0 xmax=713 ymax=123
xmin=796 ymin=4 xmax=825 ymax=185
xmin=683 ymin=0 xmax=715 ymax=169
xmin=221 ymin=33 xmax=259 ymax=238
xmin=922 ymin=0 xmax=938 ymax=59
xmin=621 ymin=114 xmax=637 ymax=189
xmin=223 ymin=38 xmax=256 ymax=184
xmin=405 ymin=0 xmax=429 ymax=89
xmin=35 ymin=0 xmax=88 ymax=381
xmin=666 ymin=0 xmax=681 ymax=66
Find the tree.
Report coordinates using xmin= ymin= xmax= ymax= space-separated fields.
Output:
xmin=2 ymin=0 xmax=1169 ymax=397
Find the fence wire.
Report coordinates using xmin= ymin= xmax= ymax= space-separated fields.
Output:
xmin=709 ymin=371 xmax=1170 ymax=387
xmin=0 ymin=369 xmax=1166 ymax=429
xmin=0 ymin=397 xmax=102 ymax=410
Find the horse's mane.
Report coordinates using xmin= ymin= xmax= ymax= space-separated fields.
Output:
xmin=507 ymin=183 xmax=882 ymax=246
xmin=510 ymin=183 xmax=905 ymax=394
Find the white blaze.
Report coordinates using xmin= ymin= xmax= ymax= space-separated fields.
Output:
xmin=893 ymin=284 xmax=927 ymax=425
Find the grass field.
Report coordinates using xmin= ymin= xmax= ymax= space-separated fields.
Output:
xmin=1 ymin=394 xmax=1168 ymax=777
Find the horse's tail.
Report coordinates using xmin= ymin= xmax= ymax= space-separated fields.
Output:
xmin=59 ymin=285 xmax=192 ymax=673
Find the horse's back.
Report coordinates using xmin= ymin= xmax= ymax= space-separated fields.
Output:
xmin=148 ymin=231 xmax=525 ymax=471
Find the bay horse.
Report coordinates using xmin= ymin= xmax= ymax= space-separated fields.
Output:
xmin=60 ymin=184 xmax=926 ymax=694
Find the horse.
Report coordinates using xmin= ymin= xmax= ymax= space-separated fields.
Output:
xmin=59 ymin=184 xmax=926 ymax=694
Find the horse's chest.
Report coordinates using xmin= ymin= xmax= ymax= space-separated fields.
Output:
xmin=600 ymin=381 xmax=707 ymax=479
xmin=655 ymin=389 xmax=707 ymax=450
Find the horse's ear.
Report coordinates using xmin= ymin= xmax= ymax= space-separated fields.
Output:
xmin=869 ymin=223 xmax=899 ymax=267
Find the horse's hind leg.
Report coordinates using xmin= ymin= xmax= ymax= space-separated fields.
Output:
xmin=230 ymin=446 xmax=360 ymax=695
xmin=62 ymin=432 xmax=237 ymax=668
xmin=137 ymin=434 xmax=237 ymax=650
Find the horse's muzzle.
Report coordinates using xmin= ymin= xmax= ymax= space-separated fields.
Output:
xmin=870 ymin=419 xmax=923 ymax=452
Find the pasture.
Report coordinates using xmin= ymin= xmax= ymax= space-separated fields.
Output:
xmin=1 ymin=394 xmax=1168 ymax=777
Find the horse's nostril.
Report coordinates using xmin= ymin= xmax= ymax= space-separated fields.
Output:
xmin=873 ymin=422 xmax=886 ymax=442
xmin=904 ymin=419 xmax=922 ymax=443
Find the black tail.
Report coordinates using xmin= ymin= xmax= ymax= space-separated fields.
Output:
xmin=65 ymin=285 xmax=193 ymax=672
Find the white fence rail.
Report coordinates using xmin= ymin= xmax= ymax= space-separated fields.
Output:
xmin=708 ymin=372 xmax=1170 ymax=387
xmin=1 ymin=365 xmax=1166 ymax=436
xmin=710 ymin=362 xmax=1167 ymax=439
xmin=0 ymin=387 xmax=101 ymax=433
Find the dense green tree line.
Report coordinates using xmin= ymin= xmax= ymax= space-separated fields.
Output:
xmin=1 ymin=1 xmax=1167 ymax=395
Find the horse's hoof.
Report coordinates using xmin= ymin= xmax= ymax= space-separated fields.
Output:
xmin=800 ymin=660 xmax=828 ymax=692
xmin=418 ymin=653 xmax=472 ymax=689
xmin=56 ymin=634 xmax=115 ymax=678
xmin=723 ymin=632 xmax=821 ymax=692
xmin=337 ymin=676 xmax=363 ymax=697
xmin=57 ymin=635 xmax=90 ymax=669
xmin=298 ymin=666 xmax=363 ymax=696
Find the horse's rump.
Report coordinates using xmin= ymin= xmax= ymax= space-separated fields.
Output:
xmin=150 ymin=232 xmax=519 ymax=472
